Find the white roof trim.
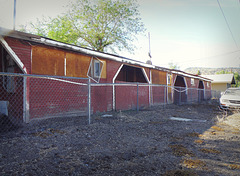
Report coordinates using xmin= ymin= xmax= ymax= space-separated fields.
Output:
xmin=0 ymin=36 xmax=27 ymax=74
xmin=1 ymin=32 xmax=210 ymax=82
xmin=171 ymin=70 xmax=210 ymax=82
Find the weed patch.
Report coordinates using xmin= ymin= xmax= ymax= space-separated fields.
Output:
xmin=163 ymin=169 xmax=198 ymax=176
xmin=186 ymin=132 xmax=200 ymax=137
xmin=182 ymin=159 xmax=206 ymax=169
xmin=169 ymin=144 xmax=195 ymax=157
xmin=199 ymin=148 xmax=221 ymax=154
xmin=194 ymin=140 xmax=204 ymax=144
xmin=227 ymin=164 xmax=240 ymax=170
xmin=211 ymin=126 xmax=224 ymax=131
xmin=32 ymin=128 xmax=66 ymax=138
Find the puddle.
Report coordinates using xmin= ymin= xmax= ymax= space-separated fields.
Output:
xmin=169 ymin=117 xmax=206 ymax=123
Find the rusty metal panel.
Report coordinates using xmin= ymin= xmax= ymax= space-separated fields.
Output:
xmin=168 ymin=74 xmax=173 ymax=93
xmin=152 ymin=69 xmax=167 ymax=85
xmin=99 ymin=59 xmax=106 ymax=79
xmin=32 ymin=46 xmax=64 ymax=76
xmin=152 ymin=70 xmax=159 ymax=84
xmin=66 ymin=53 xmax=91 ymax=78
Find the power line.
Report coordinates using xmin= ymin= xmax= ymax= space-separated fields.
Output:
xmin=217 ymin=0 xmax=238 ymax=48
xmin=177 ymin=49 xmax=240 ymax=64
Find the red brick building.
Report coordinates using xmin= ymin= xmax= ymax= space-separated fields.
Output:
xmin=0 ymin=28 xmax=212 ymax=122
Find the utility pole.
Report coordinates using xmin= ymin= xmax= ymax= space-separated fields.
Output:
xmin=148 ymin=32 xmax=152 ymax=60
xmin=13 ymin=0 xmax=16 ymax=30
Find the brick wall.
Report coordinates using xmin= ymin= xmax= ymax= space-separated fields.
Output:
xmin=115 ymin=81 xmax=149 ymax=111
xmin=2 ymin=37 xmax=213 ymax=120
xmin=0 ymin=76 xmax=24 ymax=124
xmin=28 ymin=77 xmax=88 ymax=119
xmin=204 ymin=81 xmax=212 ymax=100
xmin=152 ymin=86 xmax=166 ymax=105
xmin=5 ymin=37 xmax=32 ymax=73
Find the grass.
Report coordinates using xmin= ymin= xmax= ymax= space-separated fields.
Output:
xmin=199 ymin=148 xmax=221 ymax=154
xmin=186 ymin=132 xmax=200 ymax=137
xmin=227 ymin=164 xmax=240 ymax=170
xmin=169 ymin=144 xmax=195 ymax=157
xmin=211 ymin=126 xmax=224 ymax=131
xmin=163 ymin=169 xmax=198 ymax=176
xmin=194 ymin=140 xmax=204 ymax=144
xmin=182 ymin=159 xmax=206 ymax=169
xmin=32 ymin=128 xmax=66 ymax=138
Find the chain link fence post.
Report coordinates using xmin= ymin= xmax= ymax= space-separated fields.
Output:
xmin=88 ymin=78 xmax=91 ymax=125
xmin=179 ymin=87 xmax=181 ymax=105
xmin=164 ymin=85 xmax=166 ymax=107
xmin=137 ymin=82 xmax=139 ymax=112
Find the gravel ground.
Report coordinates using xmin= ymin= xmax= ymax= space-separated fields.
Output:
xmin=0 ymin=101 xmax=240 ymax=176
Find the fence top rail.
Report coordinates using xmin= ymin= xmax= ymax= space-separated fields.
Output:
xmin=0 ymin=72 xmax=89 ymax=80
xmin=91 ymin=83 xmax=169 ymax=87
xmin=90 ymin=83 xmax=211 ymax=91
xmin=91 ymin=82 xmax=153 ymax=86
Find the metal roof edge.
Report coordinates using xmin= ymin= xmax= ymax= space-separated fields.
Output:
xmin=0 ymin=27 xmax=211 ymax=82
xmin=171 ymin=70 xmax=212 ymax=82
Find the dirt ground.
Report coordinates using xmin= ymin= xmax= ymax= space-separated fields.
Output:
xmin=0 ymin=100 xmax=240 ymax=176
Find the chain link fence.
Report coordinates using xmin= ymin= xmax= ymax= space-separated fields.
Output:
xmin=0 ymin=73 xmax=89 ymax=133
xmin=1 ymin=73 xmax=214 ymax=133
xmin=90 ymin=83 xmax=212 ymax=114
xmin=211 ymin=90 xmax=222 ymax=99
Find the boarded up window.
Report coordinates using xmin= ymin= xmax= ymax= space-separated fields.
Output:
xmin=66 ymin=53 xmax=91 ymax=78
xmin=152 ymin=70 xmax=167 ymax=85
xmin=32 ymin=46 xmax=64 ymax=76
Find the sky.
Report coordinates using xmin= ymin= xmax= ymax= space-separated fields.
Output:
xmin=0 ymin=0 xmax=240 ymax=70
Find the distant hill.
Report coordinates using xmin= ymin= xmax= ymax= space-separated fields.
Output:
xmin=184 ymin=67 xmax=240 ymax=75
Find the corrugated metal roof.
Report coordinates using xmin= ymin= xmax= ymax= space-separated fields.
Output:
xmin=201 ymin=74 xmax=235 ymax=84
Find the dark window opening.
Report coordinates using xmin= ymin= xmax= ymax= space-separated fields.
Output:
xmin=116 ymin=65 xmax=147 ymax=83
xmin=174 ymin=76 xmax=186 ymax=87
xmin=198 ymin=80 xmax=204 ymax=89
xmin=0 ymin=45 xmax=18 ymax=93
xmin=174 ymin=75 xmax=187 ymax=104
xmin=198 ymin=80 xmax=204 ymax=101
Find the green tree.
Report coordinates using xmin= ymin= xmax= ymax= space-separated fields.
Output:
xmin=168 ymin=62 xmax=180 ymax=70
xmin=233 ymin=72 xmax=240 ymax=87
xmin=20 ymin=0 xmax=145 ymax=53
xmin=196 ymin=70 xmax=201 ymax=75
xmin=216 ymin=70 xmax=231 ymax=74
